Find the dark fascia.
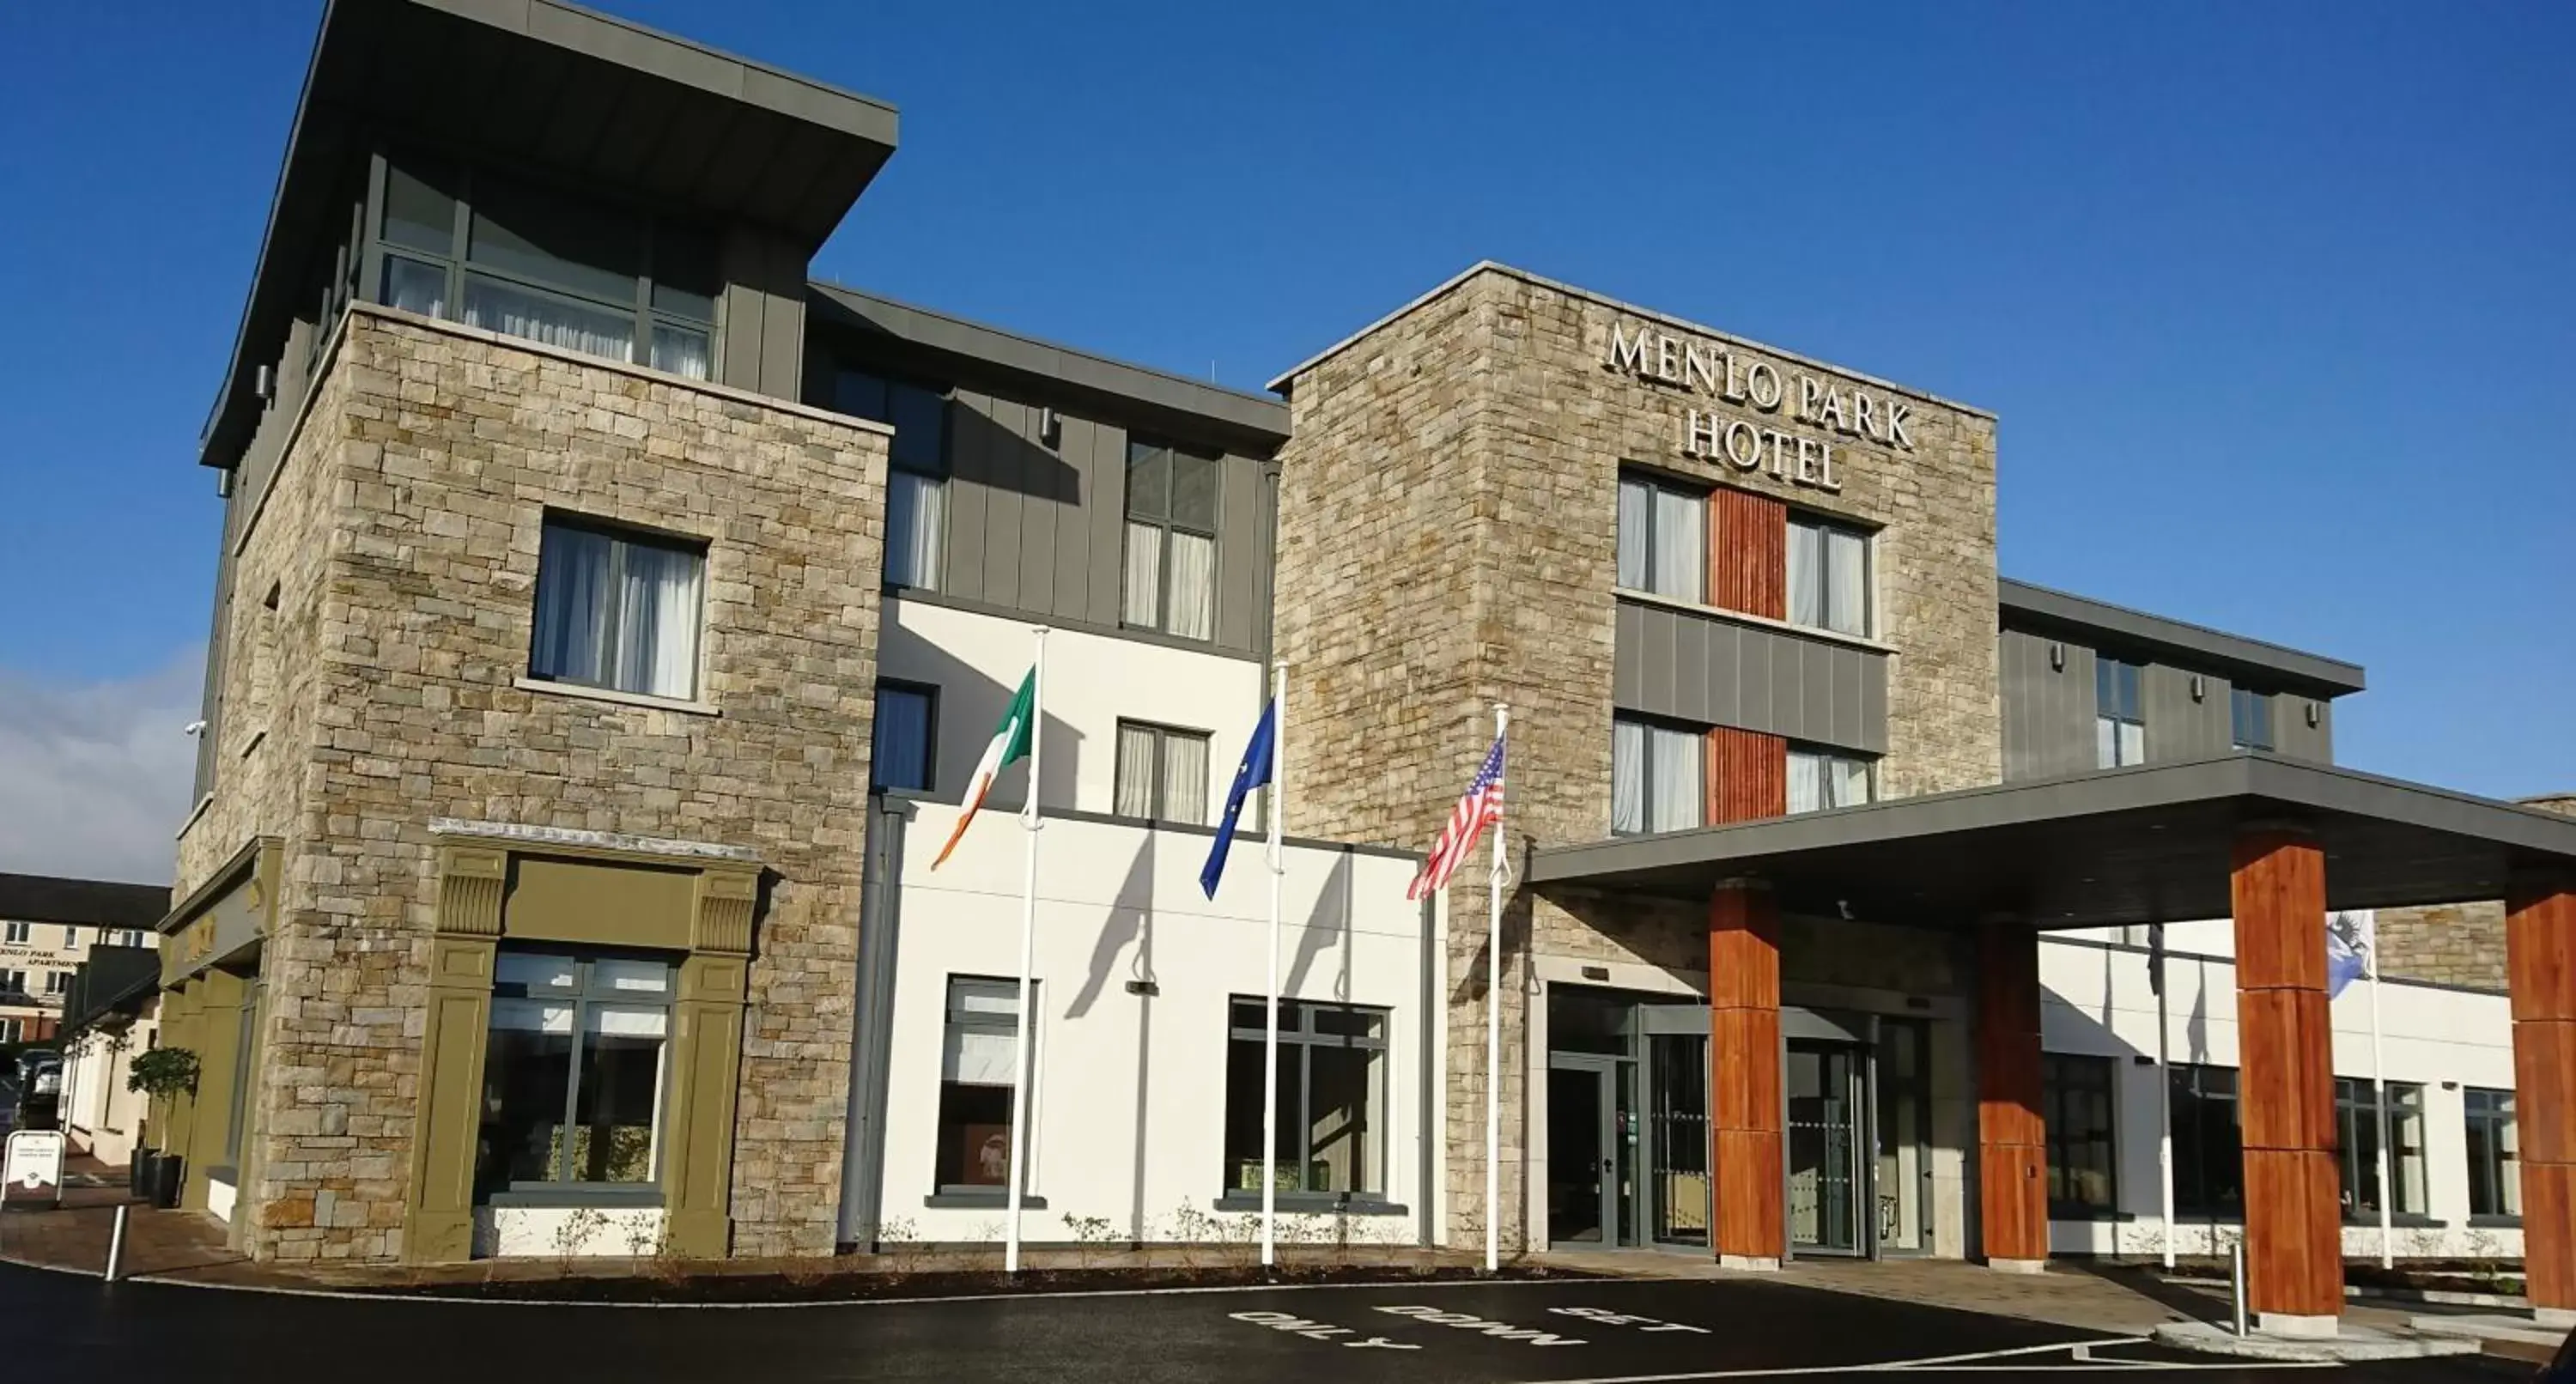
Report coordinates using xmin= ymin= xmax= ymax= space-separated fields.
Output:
xmin=197 ymin=0 xmax=901 ymax=470
xmin=59 ymin=947 xmax=163 ymax=1036
xmin=809 ymin=282 xmax=1291 ymax=451
xmin=1528 ymin=753 xmax=2576 ymax=884
xmin=0 ymin=873 xmax=171 ymax=930
xmin=2000 ymin=578 xmax=2366 ymax=698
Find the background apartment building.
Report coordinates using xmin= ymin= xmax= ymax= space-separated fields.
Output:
xmin=0 ymin=874 xmax=161 ymax=1045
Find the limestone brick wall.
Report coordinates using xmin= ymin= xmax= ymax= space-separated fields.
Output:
xmin=177 ymin=306 xmax=889 ymax=1262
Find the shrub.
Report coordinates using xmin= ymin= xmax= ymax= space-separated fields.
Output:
xmin=126 ymin=1047 xmax=199 ymax=1099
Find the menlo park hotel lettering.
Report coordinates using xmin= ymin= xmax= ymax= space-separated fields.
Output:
xmin=1606 ymin=320 xmax=1919 ymax=495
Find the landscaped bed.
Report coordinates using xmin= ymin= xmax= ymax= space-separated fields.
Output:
xmin=375 ymin=1257 xmax=1602 ymax=1305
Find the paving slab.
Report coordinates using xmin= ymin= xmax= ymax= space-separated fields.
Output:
xmin=2154 ymin=1319 xmax=2482 ymax=1362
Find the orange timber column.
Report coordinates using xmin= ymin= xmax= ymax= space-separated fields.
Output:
xmin=2232 ymin=829 xmax=2344 ymax=1338
xmin=1710 ymin=879 xmax=1784 ymax=1269
xmin=2506 ymin=879 xmax=2576 ymax=1329
xmin=1977 ymin=924 xmax=2049 ymax=1272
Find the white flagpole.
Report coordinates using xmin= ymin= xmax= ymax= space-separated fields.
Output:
xmin=1485 ymin=702 xmax=1508 ymax=1275
xmin=2154 ymin=924 xmax=2175 ymax=1271
xmin=1261 ymin=662 xmax=1286 ymax=1269
xmin=2366 ymin=926 xmax=2393 ymax=1269
xmin=1005 ymin=627 xmax=1048 ymax=1275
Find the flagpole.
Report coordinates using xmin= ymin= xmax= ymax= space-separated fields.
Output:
xmin=2368 ymin=940 xmax=2393 ymax=1269
xmin=1485 ymin=701 xmax=1508 ymax=1275
xmin=1005 ymin=626 xmax=1047 ymax=1275
xmin=2154 ymin=924 xmax=2174 ymax=1271
xmin=1261 ymin=661 xmax=1286 ymax=1269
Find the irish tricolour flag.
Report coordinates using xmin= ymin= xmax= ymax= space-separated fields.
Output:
xmin=932 ymin=666 xmax=1036 ymax=869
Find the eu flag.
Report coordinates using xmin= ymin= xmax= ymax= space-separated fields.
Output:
xmin=1199 ymin=699 xmax=1276 ymax=898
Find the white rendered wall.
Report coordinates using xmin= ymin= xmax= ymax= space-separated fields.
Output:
xmin=2039 ymin=927 xmax=2521 ymax=1260
xmin=878 ymin=598 xmax=1265 ymax=822
xmin=872 ymin=806 xmax=1433 ymax=1246
xmin=474 ymin=1206 xmax=665 ymax=1258
xmin=60 ymin=1024 xmax=152 ymax=1167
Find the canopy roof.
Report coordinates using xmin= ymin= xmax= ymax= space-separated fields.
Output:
xmin=1530 ymin=756 xmax=2576 ymax=929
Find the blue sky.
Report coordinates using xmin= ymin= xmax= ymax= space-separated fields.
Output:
xmin=2 ymin=2 xmax=2570 ymax=876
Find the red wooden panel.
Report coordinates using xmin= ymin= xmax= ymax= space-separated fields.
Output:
xmin=1710 ymin=1008 xmax=1783 ymax=1133
xmin=1980 ymin=1142 xmax=2048 ymax=1261
xmin=1715 ymin=1127 xmax=1785 ymax=1259
xmin=2508 ymin=887 xmax=2576 ymax=1023
xmin=2525 ymin=1162 xmax=2576 ymax=1313
xmin=2243 ymin=1148 xmax=2344 ymax=1318
xmin=2513 ymin=1021 xmax=2576 ymax=1167
xmin=1707 ymin=486 xmax=1786 ymax=621
xmin=1977 ymin=929 xmax=2046 ymax=1153
xmin=2237 ymin=989 xmax=2338 ymax=1154
xmin=1707 ymin=886 xmax=1782 ymax=1011
xmin=1705 ymin=727 xmax=1788 ymax=825
xmin=2233 ymin=833 xmax=2328 ymax=991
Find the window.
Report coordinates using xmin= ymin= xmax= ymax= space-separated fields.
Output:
xmin=2335 ymin=1078 xmax=2427 ymax=1217
xmin=2 ymin=921 xmax=26 ymax=944
xmin=106 ymin=930 xmax=145 ymax=950
xmin=528 ymin=517 xmax=706 ymax=701
xmin=43 ymin=971 xmax=70 ymax=996
xmin=2096 ymin=657 xmax=2146 ymax=768
xmin=834 ymin=370 xmax=950 ymax=592
xmin=1616 ymin=473 xmax=1705 ymax=601
xmin=374 ymin=159 xmax=718 ymax=379
xmin=472 ymin=952 xmax=673 ymax=1198
xmin=0 ymin=969 xmax=25 ymax=998
xmin=2231 ymin=687 xmax=2275 ymax=751
xmin=1788 ymin=746 xmax=1874 ymax=814
xmin=0 ymin=1018 xmax=18 ymax=1044
xmin=2169 ymin=1064 xmax=2242 ymax=1216
xmin=2041 ymin=1053 xmax=2117 ymax=1214
xmin=224 ymin=990 xmax=258 ymax=1164
xmin=937 ymin=977 xmax=1035 ymax=1194
xmin=2465 ymin=1087 xmax=2520 ymax=1217
xmin=872 ymin=682 xmax=937 ymax=792
xmin=1123 ymin=440 xmax=1219 ymax=640
xmin=1787 ymin=513 xmax=1870 ymax=637
xmin=64 ymin=926 xmax=78 ymax=948
xmin=1114 ymin=721 xmax=1211 ymax=824
xmin=1612 ymin=715 xmax=1704 ymax=835
xmin=1223 ymin=999 xmax=1388 ymax=1199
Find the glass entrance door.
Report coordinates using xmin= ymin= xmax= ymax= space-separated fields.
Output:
xmin=1547 ymin=1058 xmax=1636 ymax=1246
xmin=1872 ymin=1019 xmax=1935 ymax=1254
xmin=1646 ymin=1031 xmax=1710 ymax=1247
xmin=1787 ymin=1040 xmax=1866 ymax=1255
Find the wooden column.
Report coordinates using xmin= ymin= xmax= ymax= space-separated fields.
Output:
xmin=1709 ymin=880 xmax=1783 ymax=1268
xmin=2232 ymin=829 xmax=2343 ymax=1336
xmin=1977 ymin=925 xmax=2049 ymax=1271
xmin=2506 ymin=880 xmax=2576 ymax=1326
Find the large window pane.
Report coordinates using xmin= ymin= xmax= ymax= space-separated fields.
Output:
xmin=888 ymin=384 xmax=947 ymax=473
xmin=467 ymin=176 xmax=641 ymax=306
xmin=1172 ymin=451 xmax=1221 ymax=531
xmin=381 ymin=254 xmax=448 ymax=318
xmin=382 ymin=161 xmax=458 ymax=255
xmin=1306 ymin=1042 xmax=1383 ymax=1194
xmin=612 ymin=538 xmax=702 ymax=700
xmin=1221 ymin=999 xmax=1388 ymax=1198
xmin=2042 ymin=1053 xmax=2116 ymax=1213
xmin=872 ymin=683 xmax=935 ymax=792
xmin=1165 ymin=531 xmax=1216 ymax=640
xmin=570 ymin=1005 xmax=665 ymax=1184
xmin=937 ymin=978 xmax=1029 ymax=1192
xmin=886 ymin=468 xmax=947 ymax=592
xmin=2170 ymin=1065 xmax=2243 ymax=1216
xmin=477 ymin=998 xmax=574 ymax=1191
xmin=1127 ymin=441 xmax=1171 ymax=519
xmin=530 ymin=525 xmax=614 ymax=687
xmin=1114 ymin=722 xmax=1211 ymax=822
xmin=2466 ymin=1089 xmax=2520 ymax=1217
xmin=463 ymin=274 xmax=636 ymax=364
xmin=1121 ymin=521 xmax=1163 ymax=628
xmin=1114 ymin=723 xmax=1160 ymax=819
xmin=530 ymin=519 xmax=705 ymax=700
xmin=648 ymin=324 xmax=710 ymax=380
xmin=1824 ymin=527 xmax=1867 ymax=635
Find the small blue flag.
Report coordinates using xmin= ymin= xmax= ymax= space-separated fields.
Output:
xmin=1200 ymin=699 xmax=1277 ymax=899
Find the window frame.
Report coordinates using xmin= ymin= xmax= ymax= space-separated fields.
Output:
xmin=934 ymin=974 xmax=1039 ymax=1199
xmin=1121 ymin=437 xmax=1224 ymax=641
xmin=1612 ymin=713 xmax=1705 ymax=836
xmin=2095 ymin=656 xmax=2148 ymax=768
xmin=1616 ymin=470 xmax=1707 ymax=603
xmin=2040 ymin=1052 xmax=2118 ymax=1217
xmin=477 ymin=949 xmax=677 ymax=1199
xmin=1787 ymin=744 xmax=1875 ymax=814
xmin=2464 ymin=1086 xmax=2520 ymax=1219
xmin=1221 ymin=997 xmax=1393 ymax=1205
xmin=2 ymin=921 xmax=26 ymax=944
xmin=871 ymin=680 xmax=940 ymax=793
xmin=0 ymin=969 xmax=25 ymax=998
xmin=2168 ymin=1063 xmax=2243 ymax=1217
xmin=526 ymin=513 xmax=709 ymax=701
xmin=2231 ymin=686 xmax=2275 ymax=752
xmin=1113 ymin=719 xmax=1213 ymax=825
xmin=2334 ymin=1077 xmax=2427 ymax=1218
xmin=1786 ymin=509 xmax=1874 ymax=638
xmin=832 ymin=367 xmax=953 ymax=592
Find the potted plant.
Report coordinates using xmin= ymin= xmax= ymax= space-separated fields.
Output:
xmin=126 ymin=1047 xmax=199 ymax=1209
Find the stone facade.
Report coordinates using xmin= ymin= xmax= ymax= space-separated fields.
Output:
xmin=173 ymin=306 xmax=890 ymax=1261
xmin=2374 ymin=794 xmax=2576 ymax=991
xmin=1273 ymin=264 xmax=2000 ymax=1247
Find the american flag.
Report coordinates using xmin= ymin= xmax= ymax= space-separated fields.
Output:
xmin=1407 ymin=731 xmax=1506 ymax=901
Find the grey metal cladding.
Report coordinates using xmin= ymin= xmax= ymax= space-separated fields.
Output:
xmin=1998 ymin=579 xmax=2364 ymax=697
xmin=1999 ymin=626 xmax=2097 ymax=781
xmin=1215 ymin=457 xmax=1262 ymax=650
xmin=2275 ymin=696 xmax=2334 ymax=763
xmin=2145 ymin=664 xmax=2231 ymax=762
xmin=1613 ymin=598 xmax=1886 ymax=753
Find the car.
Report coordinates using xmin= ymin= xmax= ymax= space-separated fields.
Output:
xmin=2543 ymin=1320 xmax=2576 ymax=1384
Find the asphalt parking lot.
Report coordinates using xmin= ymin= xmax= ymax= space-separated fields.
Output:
xmin=0 ymin=1260 xmax=2538 ymax=1382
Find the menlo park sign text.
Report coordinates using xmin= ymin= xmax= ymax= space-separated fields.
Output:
xmin=1606 ymin=321 xmax=1917 ymax=495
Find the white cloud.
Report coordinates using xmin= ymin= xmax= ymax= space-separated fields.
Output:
xmin=0 ymin=648 xmax=204 ymax=884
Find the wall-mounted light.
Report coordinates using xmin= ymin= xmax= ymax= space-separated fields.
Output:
xmin=2190 ymin=675 xmax=2207 ymax=701
xmin=1038 ymin=406 xmax=1062 ymax=447
xmin=2442 ymin=1080 xmax=2460 ymax=1091
xmin=252 ymin=363 xmax=276 ymax=403
xmin=2048 ymin=641 xmax=2066 ymax=671
xmin=2306 ymin=702 xmax=2323 ymax=728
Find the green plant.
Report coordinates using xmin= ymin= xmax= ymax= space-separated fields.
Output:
xmin=553 ymin=1206 xmax=609 ymax=1268
xmin=1062 ymin=1212 xmax=1116 ymax=1270
xmin=126 ymin=1047 xmax=200 ymax=1099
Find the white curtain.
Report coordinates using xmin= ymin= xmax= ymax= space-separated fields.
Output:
xmin=1616 ymin=478 xmax=1649 ymax=590
xmin=1123 ymin=521 xmax=1163 ymax=627
xmin=1652 ymin=486 xmax=1704 ymax=600
xmin=887 ymin=470 xmax=946 ymax=591
xmin=1115 ymin=724 xmax=1159 ymax=818
xmin=1649 ymin=725 xmax=1702 ymax=831
xmin=462 ymin=275 xmax=635 ymax=364
xmin=1788 ymin=750 xmax=1822 ymax=815
xmin=1166 ymin=531 xmax=1216 ymax=639
xmin=649 ymin=324 xmax=711 ymax=380
xmin=1825 ymin=527 xmax=1867 ymax=635
xmin=1788 ymin=519 xmax=1822 ymax=628
xmin=1161 ymin=732 xmax=1210 ymax=824
xmin=383 ymin=257 xmax=447 ymax=318
xmin=1829 ymin=754 xmax=1872 ymax=809
xmin=1612 ymin=719 xmax=1645 ymax=834
xmin=944 ymin=1024 xmax=1019 ymax=1085
xmin=531 ymin=526 xmax=612 ymax=684
xmin=614 ymin=541 xmax=702 ymax=700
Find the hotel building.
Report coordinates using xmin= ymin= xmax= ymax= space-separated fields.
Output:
xmin=155 ymin=0 xmax=2576 ymax=1337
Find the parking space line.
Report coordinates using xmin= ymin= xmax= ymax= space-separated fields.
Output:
xmin=1510 ymin=1333 xmax=2333 ymax=1382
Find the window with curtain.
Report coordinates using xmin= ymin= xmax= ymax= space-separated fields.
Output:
xmin=1785 ymin=513 xmax=1869 ymax=637
xmin=1113 ymin=721 xmax=1212 ymax=824
xmin=528 ymin=517 xmax=707 ymax=701
xmin=2041 ymin=1053 xmax=2117 ymax=1214
xmin=1612 ymin=715 xmax=1704 ymax=835
xmin=1615 ymin=473 xmax=1705 ymax=601
xmin=1123 ymin=440 xmax=1219 ymax=640
xmin=471 ymin=951 xmax=673 ymax=1199
xmin=372 ymin=158 xmax=718 ymax=379
xmin=833 ymin=370 xmax=951 ymax=592
xmin=872 ymin=682 xmax=937 ymax=792
xmin=1221 ymin=999 xmax=1388 ymax=1199
xmin=2465 ymin=1088 xmax=2520 ymax=1217
xmin=2169 ymin=1064 xmax=2243 ymax=1216
xmin=2231 ymin=687 xmax=2275 ymax=751
xmin=2096 ymin=657 xmax=2147 ymax=768
xmin=1787 ymin=746 xmax=1874 ymax=814
xmin=938 ymin=976 xmax=1034 ymax=1193
xmin=2335 ymin=1078 xmax=2427 ymax=1217
xmin=1 ymin=922 xmax=23 ymax=944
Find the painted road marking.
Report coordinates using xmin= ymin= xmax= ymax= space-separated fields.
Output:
xmin=1548 ymin=1306 xmax=1712 ymax=1334
xmin=1227 ymin=1309 xmax=1419 ymax=1350
xmin=1516 ymin=1335 xmax=2334 ymax=1382
xmin=1374 ymin=1304 xmax=1589 ymax=1345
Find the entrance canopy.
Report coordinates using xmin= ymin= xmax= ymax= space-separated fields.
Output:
xmin=1530 ymin=755 xmax=2576 ymax=929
